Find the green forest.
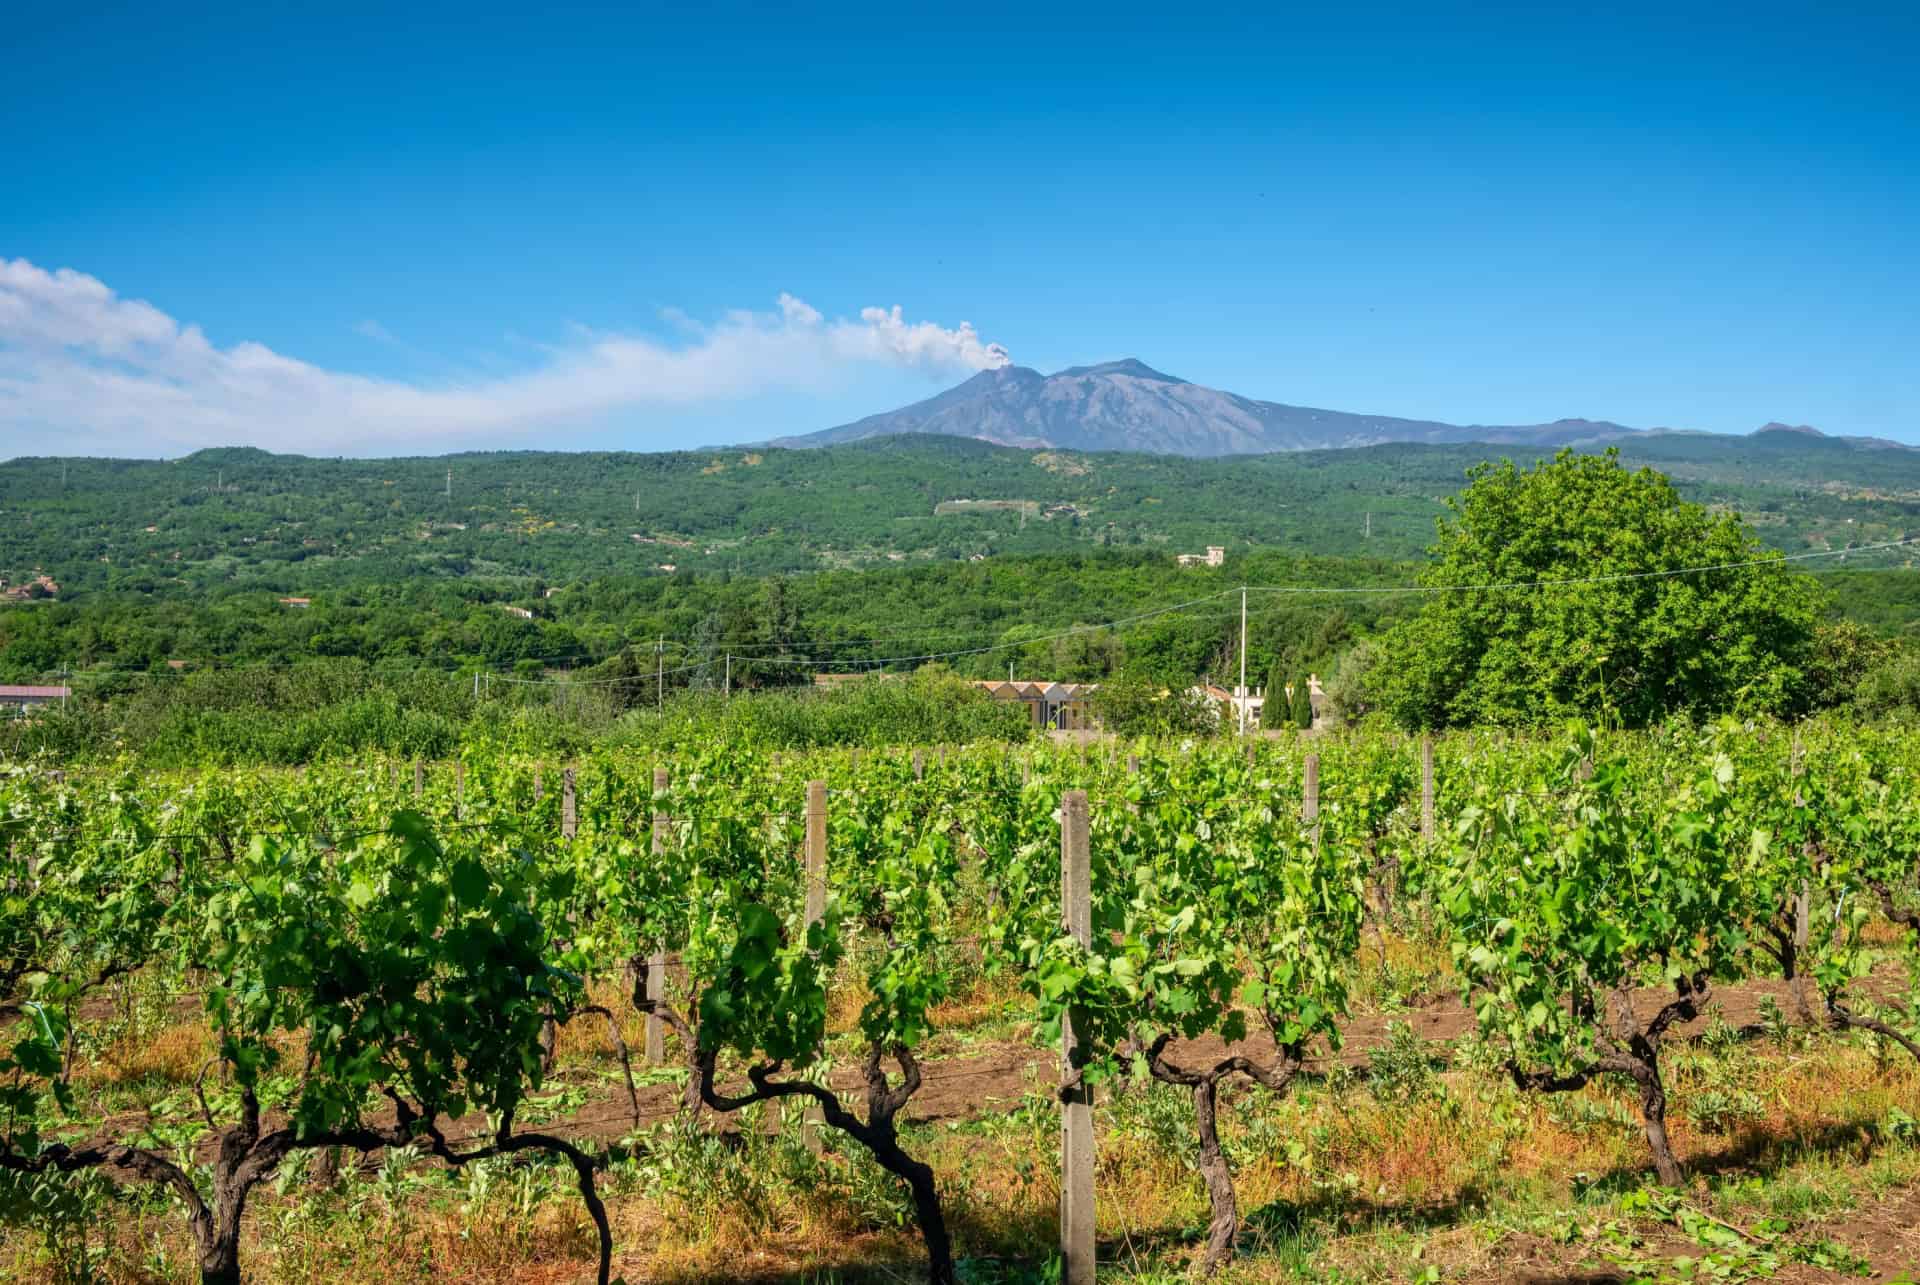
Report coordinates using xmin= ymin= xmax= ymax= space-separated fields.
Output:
xmin=4 ymin=430 xmax=1916 ymax=594
xmin=4 ymin=439 xmax=1919 ymax=764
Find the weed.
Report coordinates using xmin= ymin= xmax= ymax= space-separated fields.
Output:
xmin=1367 ymin=1021 xmax=1447 ymax=1106
xmin=1687 ymin=1086 xmax=1768 ymax=1136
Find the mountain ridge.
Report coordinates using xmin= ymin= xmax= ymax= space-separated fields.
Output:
xmin=7 ymin=430 xmax=1917 ymax=600
xmin=770 ymin=358 xmax=1903 ymax=457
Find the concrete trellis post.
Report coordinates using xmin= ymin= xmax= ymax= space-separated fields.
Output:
xmin=1059 ymin=790 xmax=1094 ymax=1285
xmin=801 ymin=779 xmax=829 ymax=1152
xmin=1303 ymin=753 xmax=1321 ymax=848
xmin=646 ymin=766 xmax=669 ymax=1065
xmin=1790 ymin=732 xmax=1813 ymax=1022
xmin=1420 ymin=733 xmax=1435 ymax=848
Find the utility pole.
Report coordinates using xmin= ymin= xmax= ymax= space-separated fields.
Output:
xmin=472 ymin=671 xmax=479 ymax=700
xmin=1238 ymin=586 xmax=1248 ymax=736
xmin=1364 ymin=510 xmax=1371 ymax=539
xmin=655 ymin=636 xmax=664 ymax=712
xmin=725 ymin=653 xmax=731 ymax=696
xmin=445 ymin=466 xmax=451 ymax=500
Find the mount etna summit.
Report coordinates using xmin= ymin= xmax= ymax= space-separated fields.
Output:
xmin=773 ymin=359 xmax=1881 ymax=458
xmin=773 ymin=359 xmax=1661 ymax=457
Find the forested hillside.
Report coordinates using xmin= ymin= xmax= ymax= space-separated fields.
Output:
xmin=0 ymin=551 xmax=1411 ymax=685
xmin=3 ymin=430 xmax=1915 ymax=596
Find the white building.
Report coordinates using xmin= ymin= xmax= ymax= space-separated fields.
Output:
xmin=1195 ymin=684 xmax=1265 ymax=730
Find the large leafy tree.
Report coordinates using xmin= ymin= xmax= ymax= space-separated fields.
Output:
xmin=1380 ymin=449 xmax=1823 ymax=727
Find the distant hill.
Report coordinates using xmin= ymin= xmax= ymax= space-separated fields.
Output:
xmin=2 ymin=432 xmax=1915 ymax=598
xmin=774 ymin=358 xmax=1906 ymax=458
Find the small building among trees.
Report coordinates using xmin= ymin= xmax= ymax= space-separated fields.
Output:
xmin=972 ymin=680 xmax=1100 ymax=729
xmin=0 ymin=684 xmax=69 ymax=715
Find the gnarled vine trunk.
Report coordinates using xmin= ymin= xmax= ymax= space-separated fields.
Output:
xmin=14 ymin=1085 xmax=615 ymax=1285
xmin=1190 ymin=1076 xmax=1237 ymax=1271
xmin=1626 ymin=1055 xmax=1682 ymax=1187
xmin=1509 ymin=976 xmax=1706 ymax=1188
xmin=1824 ymin=990 xmax=1920 ymax=1063
xmin=688 ymin=1031 xmax=955 ymax=1285
xmin=1133 ymin=1033 xmax=1307 ymax=1276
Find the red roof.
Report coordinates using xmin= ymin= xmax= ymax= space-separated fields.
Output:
xmin=0 ymin=685 xmax=69 ymax=699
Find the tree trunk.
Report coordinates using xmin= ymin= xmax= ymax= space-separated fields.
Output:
xmin=197 ymin=1124 xmax=257 ymax=1285
xmin=1191 ymin=1075 xmax=1238 ymax=1274
xmin=1635 ymin=1062 xmax=1683 ymax=1187
xmin=895 ymin=1145 xmax=956 ymax=1285
xmin=198 ymin=1197 xmax=245 ymax=1285
xmin=199 ymin=1253 xmax=240 ymax=1285
xmin=701 ymin=1046 xmax=944 ymax=1282
xmin=852 ymin=1123 xmax=952 ymax=1284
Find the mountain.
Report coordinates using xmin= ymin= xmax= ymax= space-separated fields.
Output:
xmin=773 ymin=358 xmax=1663 ymax=456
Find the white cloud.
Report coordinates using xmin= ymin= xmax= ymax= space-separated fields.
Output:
xmin=0 ymin=258 xmax=1012 ymax=457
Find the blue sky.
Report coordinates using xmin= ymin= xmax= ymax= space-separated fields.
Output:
xmin=4 ymin=1 xmax=1916 ymax=457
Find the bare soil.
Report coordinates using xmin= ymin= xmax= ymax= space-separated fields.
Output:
xmin=1490 ymin=1182 xmax=1920 ymax=1283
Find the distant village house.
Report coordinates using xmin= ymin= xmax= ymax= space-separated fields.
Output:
xmin=1176 ymin=546 xmax=1226 ymax=568
xmin=972 ymin=680 xmax=1100 ymax=730
xmin=1204 ymin=675 xmax=1326 ymax=730
xmin=0 ymin=574 xmax=60 ymax=603
xmin=1196 ymin=684 xmax=1266 ymax=730
xmin=0 ymin=685 xmax=69 ymax=715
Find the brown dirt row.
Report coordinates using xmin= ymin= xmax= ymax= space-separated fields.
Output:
xmin=1491 ymin=1182 xmax=1920 ymax=1284
xmin=427 ymin=968 xmax=1893 ymax=1151
xmin=74 ymin=956 xmax=1912 ymax=1166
